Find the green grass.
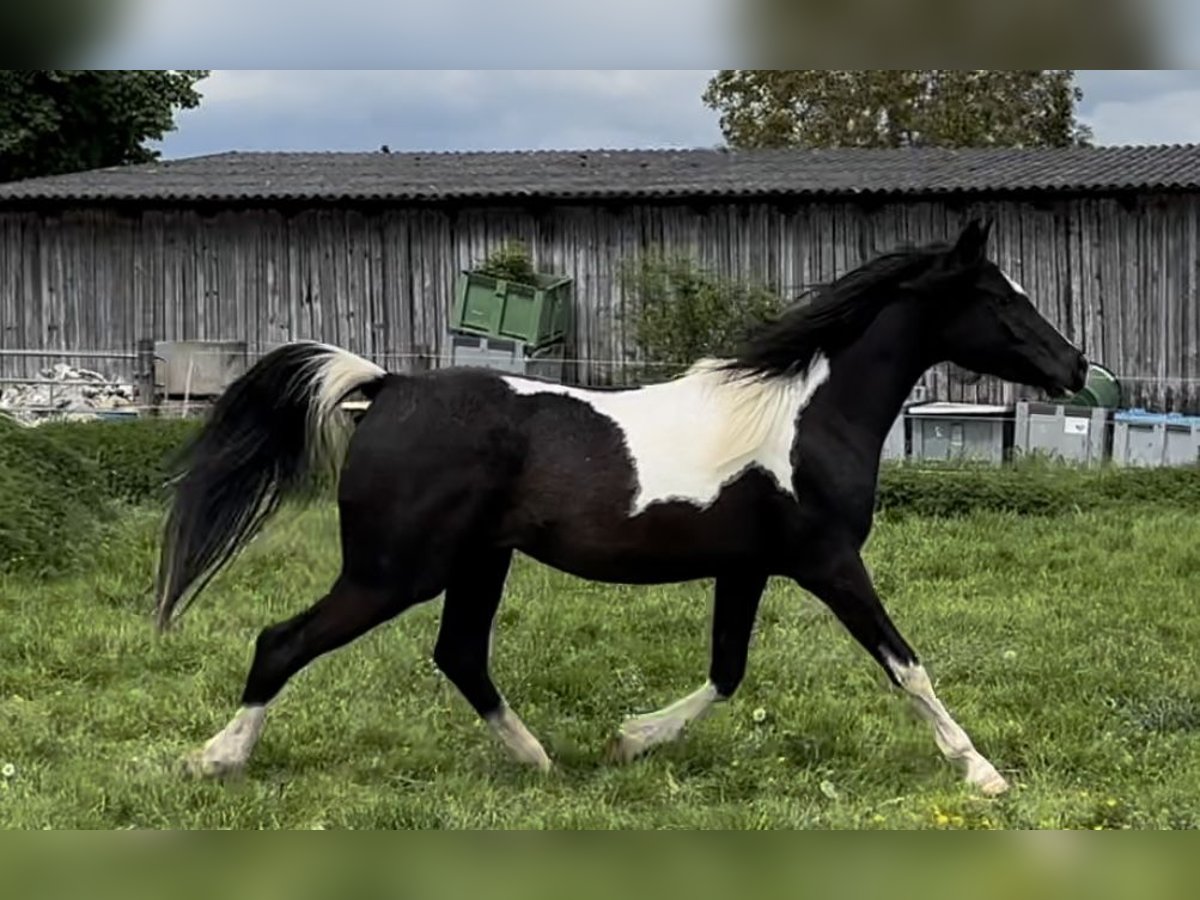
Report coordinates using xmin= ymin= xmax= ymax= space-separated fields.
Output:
xmin=2 ymin=501 xmax=1200 ymax=829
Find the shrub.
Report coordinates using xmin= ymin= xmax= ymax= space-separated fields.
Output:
xmin=7 ymin=410 xmax=1200 ymax=578
xmin=0 ymin=417 xmax=109 ymax=576
xmin=877 ymin=459 xmax=1200 ymax=519
xmin=621 ymin=253 xmax=785 ymax=382
xmin=37 ymin=417 xmax=201 ymax=504
xmin=0 ymin=416 xmax=202 ymax=575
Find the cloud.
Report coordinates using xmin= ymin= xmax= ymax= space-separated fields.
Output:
xmin=156 ymin=70 xmax=725 ymax=157
xmin=153 ymin=69 xmax=1200 ymax=160
xmin=1076 ymin=69 xmax=1200 ymax=109
xmin=1074 ymin=70 xmax=1200 ymax=144
xmin=1083 ymin=87 xmax=1200 ymax=146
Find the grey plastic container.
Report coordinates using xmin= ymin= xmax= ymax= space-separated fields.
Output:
xmin=907 ymin=402 xmax=1012 ymax=464
xmin=1013 ymin=401 xmax=1110 ymax=466
xmin=1111 ymin=410 xmax=1200 ymax=467
xmin=880 ymin=385 xmax=929 ymax=463
xmin=881 ymin=413 xmax=906 ymax=462
xmin=449 ymin=333 xmax=566 ymax=382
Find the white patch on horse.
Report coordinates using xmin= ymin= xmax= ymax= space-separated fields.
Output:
xmin=485 ymin=705 xmax=552 ymax=771
xmin=613 ymin=681 xmax=721 ymax=762
xmin=883 ymin=652 xmax=1009 ymax=796
xmin=186 ymin=704 xmax=267 ymax=778
xmin=502 ymin=353 xmax=831 ymax=515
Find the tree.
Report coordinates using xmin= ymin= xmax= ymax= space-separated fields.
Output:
xmin=0 ymin=70 xmax=209 ymax=183
xmin=702 ymin=70 xmax=1092 ymax=150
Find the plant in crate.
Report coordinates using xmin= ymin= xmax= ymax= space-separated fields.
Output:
xmin=451 ymin=240 xmax=572 ymax=352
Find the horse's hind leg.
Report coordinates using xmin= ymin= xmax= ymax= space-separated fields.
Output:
xmin=434 ymin=548 xmax=551 ymax=771
xmin=613 ymin=573 xmax=768 ymax=762
xmin=184 ymin=575 xmax=415 ymax=778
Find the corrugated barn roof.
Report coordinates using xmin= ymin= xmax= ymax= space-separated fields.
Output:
xmin=4 ymin=145 xmax=1200 ymax=203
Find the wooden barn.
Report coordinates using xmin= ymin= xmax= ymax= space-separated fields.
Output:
xmin=3 ymin=144 xmax=1200 ymax=408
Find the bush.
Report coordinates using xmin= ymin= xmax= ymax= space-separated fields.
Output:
xmin=0 ymin=417 xmax=109 ymax=576
xmin=877 ymin=459 xmax=1200 ymax=518
xmin=0 ymin=416 xmax=201 ymax=575
xmin=37 ymin=417 xmax=201 ymax=504
xmin=621 ymin=253 xmax=785 ymax=381
xmin=6 ymin=410 xmax=1200 ymax=578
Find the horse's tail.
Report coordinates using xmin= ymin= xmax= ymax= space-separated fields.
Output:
xmin=154 ymin=341 xmax=389 ymax=631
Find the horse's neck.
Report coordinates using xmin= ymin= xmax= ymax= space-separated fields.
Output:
xmin=819 ymin=308 xmax=933 ymax=452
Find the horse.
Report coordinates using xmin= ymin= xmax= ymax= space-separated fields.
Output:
xmin=154 ymin=219 xmax=1087 ymax=796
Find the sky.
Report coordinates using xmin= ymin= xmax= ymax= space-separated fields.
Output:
xmin=81 ymin=0 xmax=1200 ymax=158
xmin=142 ymin=70 xmax=1200 ymax=161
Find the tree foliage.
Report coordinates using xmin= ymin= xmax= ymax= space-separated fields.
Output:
xmin=622 ymin=253 xmax=784 ymax=382
xmin=0 ymin=70 xmax=209 ymax=183
xmin=702 ymin=70 xmax=1092 ymax=150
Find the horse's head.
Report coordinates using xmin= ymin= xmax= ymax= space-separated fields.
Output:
xmin=918 ymin=219 xmax=1088 ymax=396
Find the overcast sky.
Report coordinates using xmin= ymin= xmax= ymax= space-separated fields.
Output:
xmin=138 ymin=70 xmax=1200 ymax=160
xmin=84 ymin=1 xmax=1200 ymax=157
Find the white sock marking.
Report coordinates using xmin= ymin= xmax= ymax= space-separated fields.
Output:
xmin=884 ymin=653 xmax=1008 ymax=795
xmin=616 ymin=681 xmax=721 ymax=760
xmin=190 ymin=705 xmax=267 ymax=777
xmin=486 ymin=705 xmax=552 ymax=771
xmin=502 ymin=354 xmax=831 ymax=515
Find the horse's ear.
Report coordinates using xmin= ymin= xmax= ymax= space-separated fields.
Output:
xmin=951 ymin=217 xmax=992 ymax=265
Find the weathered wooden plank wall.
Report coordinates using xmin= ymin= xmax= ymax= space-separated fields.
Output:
xmin=1 ymin=192 xmax=1197 ymax=409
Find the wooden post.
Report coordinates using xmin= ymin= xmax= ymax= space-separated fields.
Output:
xmin=135 ymin=338 xmax=160 ymax=418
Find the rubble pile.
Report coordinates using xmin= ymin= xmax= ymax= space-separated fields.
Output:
xmin=0 ymin=364 xmax=136 ymax=425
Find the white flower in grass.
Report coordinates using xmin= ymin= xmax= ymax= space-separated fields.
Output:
xmin=1 ymin=763 xmax=15 ymax=779
xmin=752 ymin=707 xmax=768 ymax=724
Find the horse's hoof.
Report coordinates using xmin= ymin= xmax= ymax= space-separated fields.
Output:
xmin=180 ymin=748 xmax=244 ymax=780
xmin=965 ymin=757 xmax=1011 ymax=796
xmin=607 ymin=723 xmax=654 ymax=764
xmin=974 ymin=771 xmax=1010 ymax=797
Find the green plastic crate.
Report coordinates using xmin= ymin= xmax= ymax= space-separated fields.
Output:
xmin=451 ymin=271 xmax=572 ymax=350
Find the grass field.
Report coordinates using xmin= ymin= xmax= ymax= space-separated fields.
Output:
xmin=2 ymin=499 xmax=1200 ymax=829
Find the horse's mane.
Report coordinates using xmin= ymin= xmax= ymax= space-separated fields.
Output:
xmin=721 ymin=242 xmax=953 ymax=380
xmin=666 ymin=241 xmax=955 ymax=466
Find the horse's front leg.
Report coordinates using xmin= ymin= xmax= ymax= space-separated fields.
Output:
xmin=795 ymin=547 xmax=1009 ymax=795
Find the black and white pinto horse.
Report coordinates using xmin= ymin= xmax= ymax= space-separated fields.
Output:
xmin=155 ymin=220 xmax=1087 ymax=796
